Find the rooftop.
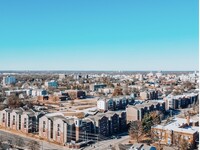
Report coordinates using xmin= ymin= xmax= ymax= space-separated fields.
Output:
xmin=152 ymin=117 xmax=199 ymax=134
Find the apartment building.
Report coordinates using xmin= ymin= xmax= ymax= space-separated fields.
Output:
xmin=165 ymin=93 xmax=199 ymax=110
xmin=107 ymin=112 xmax=119 ymax=135
xmin=5 ymin=89 xmax=32 ymax=97
xmin=39 ymin=113 xmax=93 ymax=145
xmin=32 ymin=89 xmax=47 ymax=97
xmin=86 ymin=111 xmax=127 ymax=137
xmin=97 ymin=96 xmax=134 ymax=111
xmin=116 ymin=111 xmax=127 ymax=132
xmin=140 ymin=90 xmax=158 ymax=100
xmin=90 ymin=83 xmax=107 ymax=91
xmin=2 ymin=76 xmax=16 ymax=86
xmin=39 ymin=113 xmax=75 ymax=144
xmin=45 ymin=80 xmax=58 ymax=88
xmin=0 ymin=108 xmax=44 ymax=133
xmin=65 ymin=90 xmax=86 ymax=99
xmin=151 ymin=116 xmax=199 ymax=149
xmin=126 ymin=100 xmax=165 ymax=122
xmin=89 ymin=114 xmax=109 ymax=137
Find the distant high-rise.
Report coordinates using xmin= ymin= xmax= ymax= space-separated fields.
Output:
xmin=2 ymin=76 xmax=16 ymax=86
xmin=45 ymin=80 xmax=58 ymax=88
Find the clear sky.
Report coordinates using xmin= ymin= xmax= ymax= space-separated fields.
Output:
xmin=0 ymin=0 xmax=198 ymax=71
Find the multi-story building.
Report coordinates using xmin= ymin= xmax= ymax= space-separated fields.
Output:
xmin=0 ymin=108 xmax=44 ymax=133
xmin=39 ymin=113 xmax=94 ymax=145
xmin=86 ymin=111 xmax=127 ymax=137
xmin=32 ymin=89 xmax=47 ymax=97
xmin=2 ymin=76 xmax=16 ymax=86
xmin=89 ymin=114 xmax=109 ymax=137
xmin=65 ymin=90 xmax=86 ymax=99
xmin=39 ymin=113 xmax=76 ymax=144
xmin=151 ymin=116 xmax=199 ymax=149
xmin=165 ymin=93 xmax=199 ymax=110
xmin=116 ymin=111 xmax=127 ymax=132
xmin=5 ymin=89 xmax=32 ymax=96
xmin=97 ymin=96 xmax=134 ymax=111
xmin=140 ymin=90 xmax=158 ymax=100
xmin=98 ymin=88 xmax=114 ymax=95
xmin=90 ymin=84 xmax=107 ymax=91
xmin=107 ymin=112 xmax=119 ymax=135
xmin=126 ymin=100 xmax=165 ymax=122
xmin=45 ymin=80 xmax=58 ymax=88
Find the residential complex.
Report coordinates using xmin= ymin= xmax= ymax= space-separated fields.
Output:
xmin=0 ymin=71 xmax=198 ymax=149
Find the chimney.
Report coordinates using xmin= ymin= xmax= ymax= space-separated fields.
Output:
xmin=186 ymin=115 xmax=190 ymax=126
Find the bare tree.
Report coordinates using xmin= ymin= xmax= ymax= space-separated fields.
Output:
xmin=173 ymin=134 xmax=190 ymax=150
xmin=151 ymin=127 xmax=165 ymax=150
xmin=180 ymin=138 xmax=190 ymax=150
xmin=7 ymin=95 xmax=23 ymax=109
xmin=112 ymin=86 xmax=123 ymax=96
xmin=68 ymin=92 xmax=77 ymax=100
xmin=129 ymin=121 xmax=143 ymax=143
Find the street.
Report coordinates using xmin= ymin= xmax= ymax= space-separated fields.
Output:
xmin=84 ymin=135 xmax=129 ymax=150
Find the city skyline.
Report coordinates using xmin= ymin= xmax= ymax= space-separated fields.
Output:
xmin=0 ymin=0 xmax=198 ymax=71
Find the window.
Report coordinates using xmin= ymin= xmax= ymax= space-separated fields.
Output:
xmin=24 ymin=118 xmax=27 ymax=128
xmin=2 ymin=114 xmax=5 ymax=123
xmin=50 ymin=120 xmax=53 ymax=138
xmin=43 ymin=121 xmax=46 ymax=132
xmin=8 ymin=113 xmax=10 ymax=127
xmin=19 ymin=115 xmax=21 ymax=130
xmin=13 ymin=115 xmax=15 ymax=125
xmin=57 ymin=124 xmax=60 ymax=136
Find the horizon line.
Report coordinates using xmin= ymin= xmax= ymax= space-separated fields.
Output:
xmin=0 ymin=70 xmax=198 ymax=72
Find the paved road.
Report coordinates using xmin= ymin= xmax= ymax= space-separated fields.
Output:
xmin=84 ymin=135 xmax=129 ymax=150
xmin=0 ymin=129 xmax=65 ymax=150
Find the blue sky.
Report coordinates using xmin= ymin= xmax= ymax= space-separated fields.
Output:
xmin=0 ymin=0 xmax=198 ymax=71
